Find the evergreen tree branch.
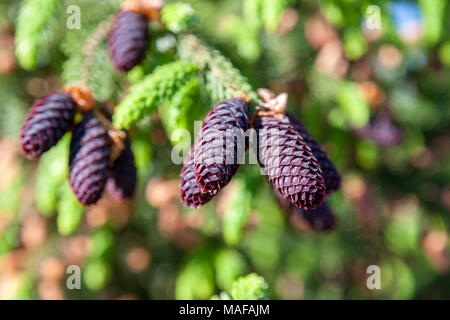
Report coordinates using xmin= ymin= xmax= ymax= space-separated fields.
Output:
xmin=80 ymin=15 xmax=116 ymax=86
xmin=62 ymin=0 xmax=122 ymax=101
xmin=160 ymin=77 xmax=201 ymax=147
xmin=177 ymin=34 xmax=261 ymax=104
xmin=112 ymin=61 xmax=199 ymax=129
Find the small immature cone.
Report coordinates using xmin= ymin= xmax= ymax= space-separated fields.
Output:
xmin=275 ymin=190 xmax=336 ymax=232
xmin=20 ymin=92 xmax=76 ymax=159
xmin=180 ymin=146 xmax=213 ymax=208
xmin=107 ymin=141 xmax=137 ymax=201
xmin=69 ymin=114 xmax=111 ymax=205
xmin=286 ymin=113 xmax=341 ymax=195
xmin=301 ymin=202 xmax=336 ymax=231
xmin=355 ymin=113 xmax=403 ymax=147
xmin=254 ymin=106 xmax=326 ymax=210
xmin=194 ymin=98 xmax=250 ymax=195
xmin=108 ymin=10 xmax=149 ymax=72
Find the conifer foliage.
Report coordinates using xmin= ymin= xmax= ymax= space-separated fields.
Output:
xmin=112 ymin=61 xmax=198 ymax=129
xmin=15 ymin=0 xmax=62 ymax=70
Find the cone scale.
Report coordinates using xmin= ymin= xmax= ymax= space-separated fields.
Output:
xmin=180 ymin=145 xmax=213 ymax=208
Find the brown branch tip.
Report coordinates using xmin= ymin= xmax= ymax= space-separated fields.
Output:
xmin=256 ymin=89 xmax=288 ymax=115
xmin=121 ymin=0 xmax=165 ymax=21
xmin=63 ymin=84 xmax=95 ymax=112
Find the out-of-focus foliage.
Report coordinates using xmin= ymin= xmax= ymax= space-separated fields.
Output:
xmin=83 ymin=227 xmax=114 ymax=291
xmin=35 ymin=134 xmax=70 ymax=216
xmin=56 ymin=182 xmax=84 ymax=236
xmin=222 ymin=179 xmax=252 ymax=246
xmin=161 ymin=3 xmax=197 ymax=33
xmin=14 ymin=0 xmax=62 ymax=70
xmin=214 ymin=249 xmax=248 ymax=293
xmin=230 ymin=273 xmax=269 ymax=300
xmin=210 ymin=272 xmax=269 ymax=300
xmin=175 ymin=247 xmax=216 ymax=299
xmin=178 ymin=35 xmax=260 ymax=102
xmin=61 ymin=0 xmax=122 ymax=101
xmin=0 ymin=0 xmax=449 ymax=301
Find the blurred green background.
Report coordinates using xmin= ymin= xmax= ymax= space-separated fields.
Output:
xmin=0 ymin=0 xmax=449 ymax=300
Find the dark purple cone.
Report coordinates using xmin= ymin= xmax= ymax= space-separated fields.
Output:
xmin=20 ymin=92 xmax=76 ymax=159
xmin=108 ymin=10 xmax=149 ymax=72
xmin=301 ymin=202 xmax=336 ymax=231
xmin=69 ymin=114 xmax=111 ymax=205
xmin=180 ymin=146 xmax=213 ymax=208
xmin=274 ymin=190 xmax=336 ymax=232
xmin=254 ymin=112 xmax=326 ymax=210
xmin=286 ymin=113 xmax=341 ymax=195
xmin=355 ymin=113 xmax=403 ymax=147
xmin=107 ymin=141 xmax=137 ymax=201
xmin=194 ymin=98 xmax=250 ymax=195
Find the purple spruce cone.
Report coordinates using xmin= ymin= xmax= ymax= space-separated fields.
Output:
xmin=20 ymin=92 xmax=76 ymax=159
xmin=194 ymin=98 xmax=250 ymax=195
xmin=108 ymin=10 xmax=149 ymax=72
xmin=355 ymin=113 xmax=403 ymax=147
xmin=254 ymin=111 xmax=326 ymax=210
xmin=286 ymin=113 xmax=341 ymax=195
xmin=275 ymin=190 xmax=336 ymax=232
xmin=69 ymin=114 xmax=111 ymax=205
xmin=107 ymin=141 xmax=137 ymax=201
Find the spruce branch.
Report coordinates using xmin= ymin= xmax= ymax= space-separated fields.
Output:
xmin=177 ymin=34 xmax=261 ymax=104
xmin=160 ymin=77 xmax=200 ymax=147
xmin=112 ymin=61 xmax=198 ymax=129
xmin=80 ymin=15 xmax=116 ymax=86
xmin=61 ymin=0 xmax=122 ymax=101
